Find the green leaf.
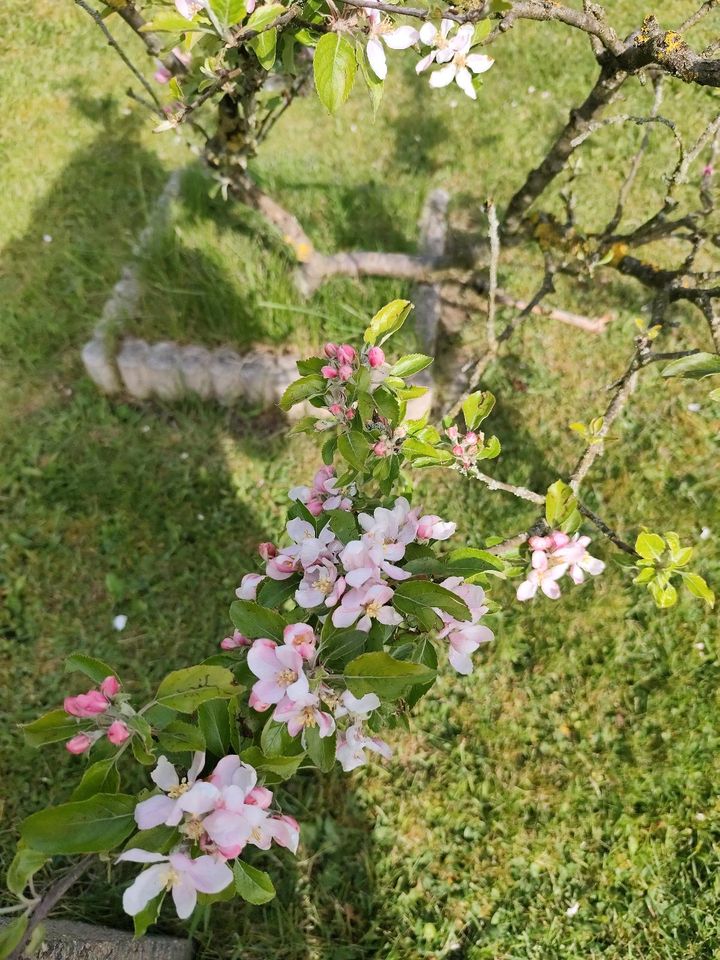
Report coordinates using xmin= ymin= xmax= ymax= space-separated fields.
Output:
xmin=649 ymin=579 xmax=677 ymax=609
xmin=447 ymin=547 xmax=505 ymax=576
xmin=337 ymin=430 xmax=369 ymax=472
xmin=461 ymin=391 xmax=495 ymax=431
xmin=71 ymin=759 xmax=120 ymax=802
xmin=393 ymin=580 xmax=471 ymax=621
xmin=233 ymin=860 xmax=276 ymax=904
xmin=401 ymin=437 xmax=454 ymax=465
xmin=364 ymin=299 xmax=412 ymax=346
xmin=472 ymin=18 xmax=492 ymax=43
xmin=65 ymin=653 xmax=118 ymax=684
xmin=133 ymin=894 xmax=164 ymax=938
xmin=230 ymin=600 xmax=288 ymax=642
xmin=260 ymin=718 xmax=301 ymax=757
xmin=257 ymin=575 xmax=299 ymax=608
xmin=279 ymin=374 xmax=326 ymax=411
xmin=635 ymin=531 xmax=665 ymax=562
xmin=477 ymin=435 xmax=501 ymax=461
xmin=318 ymin=626 xmax=367 ymax=668
xmin=209 ymin=0 xmax=247 ymax=28
xmin=326 ymin=508 xmax=359 ymax=545
xmin=23 ymin=709 xmax=90 ymax=748
xmin=296 ymin=356 xmax=325 ymax=375
xmin=358 ymin=42 xmax=384 ymax=116
xmin=155 ymin=665 xmax=237 ymax=713
xmin=6 ymin=843 xmax=48 ymax=898
xmin=305 ymin=724 xmax=336 ymax=772
xmin=389 ymin=354 xmax=433 ymax=379
xmin=157 ymin=720 xmax=206 ymax=753
xmin=545 ymin=479 xmax=577 ymax=527
xmin=682 ymin=572 xmax=715 ymax=607
xmin=21 ymin=795 xmax=136 ymax=854
xmin=124 ymin=825 xmax=178 ymax=855
xmin=373 ymin=385 xmax=401 ymax=426
xmin=240 ymin=746 xmax=305 ymax=780
xmin=141 ymin=10 xmax=202 ymax=31
xmin=344 ymin=651 xmax=436 ymax=699
xmin=313 ymin=32 xmax=357 ymax=113
xmin=0 ymin=915 xmax=28 ymax=959
xmin=661 ymin=352 xmax=720 ymax=380
xmin=198 ymin=699 xmax=232 ymax=755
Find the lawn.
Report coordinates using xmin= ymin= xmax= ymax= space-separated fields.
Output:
xmin=1 ymin=0 xmax=719 ymax=957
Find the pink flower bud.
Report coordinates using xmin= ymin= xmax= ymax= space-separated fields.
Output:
xmin=323 ymin=342 xmax=338 ymax=358
xmin=465 ymin=432 xmax=478 ymax=444
xmin=154 ymin=65 xmax=172 ymax=84
xmin=446 ymin=425 xmax=459 ymax=441
xmin=66 ymin=733 xmax=93 ymax=755
xmin=417 ymin=515 xmax=440 ymax=541
xmin=100 ymin=676 xmax=120 ymax=698
xmin=338 ymin=364 xmax=353 ymax=382
xmin=703 ymin=164 xmax=714 ymax=177
xmin=550 ymin=531 xmax=570 ymax=548
xmin=249 ymin=689 xmax=271 ymax=712
xmin=529 ymin=536 xmax=552 ymax=551
xmin=373 ymin=440 xmax=389 ymax=457
xmin=258 ymin=541 xmax=277 ymax=561
xmin=336 ymin=345 xmax=356 ymax=365
xmin=367 ymin=346 xmax=385 ymax=368
xmin=451 ymin=444 xmax=464 ymax=457
xmin=306 ymin=497 xmax=324 ymax=516
xmin=221 ymin=630 xmax=249 ymax=650
xmin=107 ymin=720 xmax=131 ymax=746
xmin=345 ymin=408 xmax=354 ymax=420
xmin=321 ymin=364 xmax=338 ymax=379
xmin=246 ymin=785 xmax=273 ymax=808
xmin=64 ymin=690 xmax=109 ymax=718
xmin=329 ymin=403 xmax=343 ymax=417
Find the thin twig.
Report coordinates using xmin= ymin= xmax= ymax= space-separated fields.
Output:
xmin=680 ymin=0 xmax=719 ymax=34
xmin=72 ymin=0 xmax=163 ymax=113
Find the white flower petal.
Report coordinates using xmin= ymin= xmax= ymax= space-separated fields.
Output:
xmin=455 ymin=65 xmax=477 ymax=99
xmin=383 ymin=26 xmax=419 ymax=49
xmin=416 ymin=51 xmax=436 ymax=74
xmin=366 ymin=37 xmax=387 ymax=79
xmin=429 ymin=63 xmax=456 ymax=88
xmin=466 ymin=53 xmax=495 ymax=74
xmin=151 ymin=756 xmax=179 ymax=792
xmin=419 ymin=22 xmax=438 ymax=45
xmin=122 ymin=864 xmax=168 ymax=917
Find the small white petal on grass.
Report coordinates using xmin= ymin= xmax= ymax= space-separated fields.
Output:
xmin=43 ymin=234 xmax=53 ymax=244
xmin=180 ymin=452 xmax=189 ymax=460
xmin=113 ymin=614 xmax=128 ymax=631
xmin=700 ymin=527 xmax=712 ymax=540
xmin=687 ymin=402 xmax=701 ymax=412
xmin=566 ymin=901 xmax=580 ymax=917
xmin=694 ymin=641 xmax=705 ymax=651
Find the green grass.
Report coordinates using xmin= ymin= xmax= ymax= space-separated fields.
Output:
xmin=2 ymin=0 xmax=719 ymax=957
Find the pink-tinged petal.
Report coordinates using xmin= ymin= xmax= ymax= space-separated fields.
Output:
xmin=516 ymin=579 xmax=537 ymax=601
xmin=151 ymin=756 xmax=179 ymax=792
xmin=209 ymin=755 xmax=242 ymax=788
xmin=316 ymin=711 xmax=336 ymax=738
xmin=584 ymin=556 xmax=605 ymax=576
xmin=416 ymin=50 xmax=436 ymax=73
xmin=100 ymin=676 xmax=121 ymax=697
xmin=448 ymin=646 xmax=474 ymax=675
xmin=134 ymin=794 xmax=177 ymax=830
xmin=236 ymin=573 xmax=263 ymax=600
xmin=380 ymin=560 xmax=410 ymax=580
xmin=117 ymin=849 xmax=168 ymax=864
xmin=249 ymin=689 xmax=271 ymax=712
xmin=272 ymin=697 xmax=297 ymax=723
xmin=122 ymin=864 xmax=168 ymax=917
xmin=366 ymin=37 xmax=387 ymax=79
xmin=246 ymin=786 xmax=273 ymax=809
xmin=529 ymin=535 xmax=552 ymax=550
xmin=531 ymin=550 xmax=549 ymax=570
xmin=367 ymin=736 xmax=392 ymax=760
xmin=332 ymin=605 xmax=360 ymax=628
xmin=107 ymin=721 xmax=131 ymax=745
xmin=269 ymin=814 xmax=300 ymax=853
xmin=286 ymin=714 xmax=305 ymax=737
xmin=177 ymin=782 xmax=220 ymax=817
xmin=185 ymin=855 xmax=233 ymax=894
xmin=546 ymin=563 xmax=568 ymax=581
xmin=450 ymin=22 xmax=474 ymax=50
xmin=429 ymin=63 xmax=456 ymax=88
xmin=466 ymin=53 xmax=495 ymax=74
xmin=345 ymin=566 xmax=375 ymax=588
xmin=65 ymin=733 xmax=93 ymax=754
xmin=276 ymin=645 xmax=304 ymax=672
xmin=171 ymin=872 xmax=197 ymax=920
xmin=455 ymin=66 xmax=477 ymax=99
xmin=253 ymin=679 xmax=285 ymax=705
xmin=247 ymin=639 xmax=279 ymax=680
xmin=187 ymin=751 xmax=206 ymax=784
xmin=288 ymin=484 xmax=311 ymax=502
xmin=296 ymin=585 xmax=325 ymax=608
xmin=541 ymin=578 xmax=562 ymax=599
xmin=383 ymin=26 xmax=419 ymax=49
xmin=569 ymin=565 xmax=585 ymax=585
xmin=419 ymin=21 xmax=438 ymax=44
xmin=203 ymin=810 xmax=251 ymax=848
xmin=377 ymin=606 xmax=403 ymax=626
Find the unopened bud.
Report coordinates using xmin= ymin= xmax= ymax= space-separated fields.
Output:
xmin=258 ymin=541 xmax=277 ymax=561
xmin=338 ymin=364 xmax=353 ymax=382
xmin=321 ymin=365 xmax=338 ymax=379
xmin=324 ymin=342 xmax=338 ymax=358
xmin=367 ymin=346 xmax=385 ymax=368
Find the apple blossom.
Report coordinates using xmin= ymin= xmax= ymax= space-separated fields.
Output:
xmin=516 ymin=564 xmax=568 ymax=601
xmin=436 ymin=577 xmax=494 ymax=674
xmin=335 ymin=690 xmax=380 ymax=719
xmin=174 ymin=0 xmax=204 ymax=20
xmin=133 ymin=753 xmax=215 ymax=829
xmin=283 ymin=622 xmax=317 ymax=659
xmin=554 ymin=534 xmax=605 ymax=584
xmin=367 ymin=346 xmax=385 ymax=368
xmin=247 ymin=638 xmax=309 ymax=705
xmin=428 ymin=49 xmax=494 ymax=101
xmin=64 ymin=689 xmax=109 ymax=719
xmin=365 ymin=9 xmax=420 ymax=81
xmin=273 ymin=692 xmax=335 ymax=738
xmin=258 ymin=541 xmax=277 ymax=561
xmin=236 ymin=572 xmax=263 ymax=599
xmin=284 ymin=518 xmax=337 ymax=567
xmin=118 ymin=849 xmax=232 ymax=920
xmin=295 ymin=560 xmax=345 ymax=609
xmin=220 ymin=629 xmax=250 ymax=650
xmin=65 ymin=732 xmax=96 ymax=754
xmin=416 ymin=20 xmax=473 ymax=73
xmin=107 ymin=720 xmax=131 ymax=745
xmin=332 ymin=581 xmax=403 ymax=632
xmin=323 ymin=342 xmax=338 ymax=358
xmin=336 ymin=723 xmax=392 ymax=772
xmin=416 ymin=514 xmax=456 ymax=543
xmin=266 ymin=554 xmax=298 ymax=580
xmin=100 ymin=675 xmax=121 ymax=698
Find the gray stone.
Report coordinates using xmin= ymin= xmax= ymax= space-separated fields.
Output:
xmin=238 ymin=351 xmax=274 ymax=407
xmin=29 ymin=920 xmax=190 ymax=960
xmin=210 ymin=347 xmax=245 ymax=405
xmin=178 ymin=345 xmax=213 ymax=399
xmin=81 ymin=338 xmax=121 ymax=394
xmin=116 ymin=339 xmax=153 ymax=400
xmin=146 ymin=342 xmax=184 ymax=401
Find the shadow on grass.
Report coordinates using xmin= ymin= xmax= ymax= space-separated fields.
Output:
xmin=0 ymin=101 xmax=384 ymax=956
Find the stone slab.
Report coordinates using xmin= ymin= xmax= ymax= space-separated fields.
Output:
xmin=1 ymin=920 xmax=191 ymax=960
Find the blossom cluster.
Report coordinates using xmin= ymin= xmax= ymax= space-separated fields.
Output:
xmin=365 ymin=13 xmax=494 ymax=100
xmin=119 ymin=752 xmax=298 ymax=919
xmin=63 ymin=676 xmax=131 ymax=753
xmin=446 ymin=424 xmax=484 ymax=472
xmin=516 ymin=531 xmax=605 ymax=601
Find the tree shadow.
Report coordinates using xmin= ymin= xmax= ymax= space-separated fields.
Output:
xmin=0 ymin=100 xmax=383 ymax=959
